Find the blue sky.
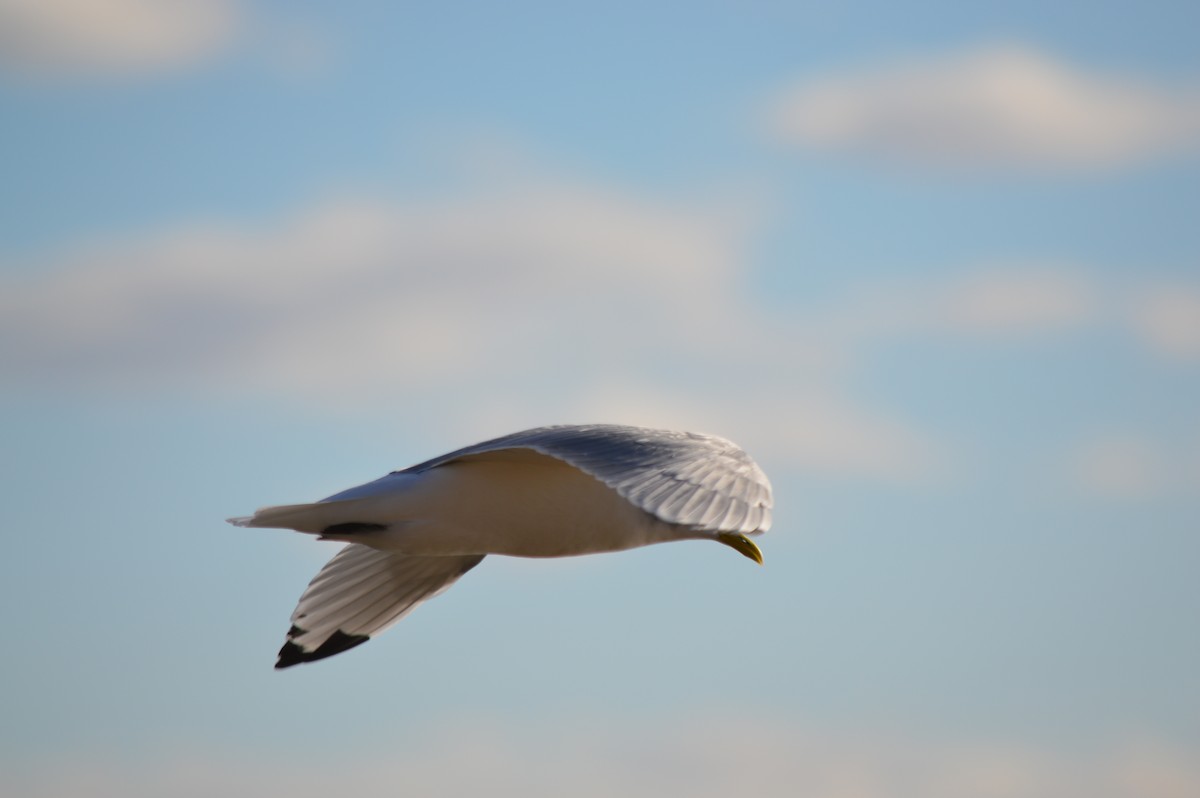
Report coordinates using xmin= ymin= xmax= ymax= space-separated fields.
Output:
xmin=2 ymin=2 xmax=1198 ymax=796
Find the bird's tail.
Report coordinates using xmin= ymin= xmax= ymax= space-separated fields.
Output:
xmin=227 ymin=499 xmax=368 ymax=534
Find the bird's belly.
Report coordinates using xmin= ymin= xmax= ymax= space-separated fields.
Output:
xmin=374 ymin=452 xmax=678 ymax=557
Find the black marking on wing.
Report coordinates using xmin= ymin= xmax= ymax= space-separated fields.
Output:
xmin=274 ymin=548 xmax=487 ymax=669
xmin=275 ymin=628 xmax=370 ymax=669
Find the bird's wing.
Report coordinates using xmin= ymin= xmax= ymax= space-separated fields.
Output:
xmin=276 ymin=544 xmax=484 ymax=669
xmin=398 ymin=424 xmax=773 ymax=535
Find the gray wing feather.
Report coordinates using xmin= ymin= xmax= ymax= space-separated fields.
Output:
xmin=283 ymin=544 xmax=484 ymax=664
xmin=399 ymin=424 xmax=773 ymax=535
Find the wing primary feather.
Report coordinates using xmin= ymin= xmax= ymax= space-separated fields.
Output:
xmin=276 ymin=546 xmax=485 ymax=667
xmin=277 ymin=630 xmax=369 ymax=669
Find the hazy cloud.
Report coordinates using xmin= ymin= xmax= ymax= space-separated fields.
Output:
xmin=2 ymin=190 xmax=1183 ymax=485
xmin=0 ymin=178 xmax=950 ymax=481
xmin=1071 ymin=433 xmax=1200 ymax=500
xmin=770 ymin=44 xmax=1200 ymax=172
xmin=0 ymin=0 xmax=240 ymax=77
xmin=563 ymin=382 xmax=944 ymax=482
xmin=1130 ymin=286 xmax=1200 ymax=360
xmin=935 ymin=270 xmax=1097 ymax=334
xmin=1073 ymin=435 xmax=1171 ymax=499
xmin=6 ymin=717 xmax=1197 ymax=798
xmin=807 ymin=266 xmax=1099 ymax=345
xmin=0 ymin=185 xmax=751 ymax=394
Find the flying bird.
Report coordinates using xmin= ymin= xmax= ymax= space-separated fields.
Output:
xmin=229 ymin=424 xmax=773 ymax=668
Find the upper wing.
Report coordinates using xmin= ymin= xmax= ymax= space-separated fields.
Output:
xmin=277 ymin=544 xmax=484 ymax=668
xmin=397 ymin=424 xmax=773 ymax=535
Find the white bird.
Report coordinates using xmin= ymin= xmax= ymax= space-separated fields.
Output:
xmin=229 ymin=424 xmax=773 ymax=668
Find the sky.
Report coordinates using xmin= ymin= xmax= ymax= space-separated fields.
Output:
xmin=1 ymin=1 xmax=1198 ymax=796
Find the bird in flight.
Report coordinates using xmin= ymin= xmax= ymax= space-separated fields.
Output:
xmin=229 ymin=424 xmax=773 ymax=668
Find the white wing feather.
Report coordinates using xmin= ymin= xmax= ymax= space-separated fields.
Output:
xmin=276 ymin=544 xmax=484 ymax=668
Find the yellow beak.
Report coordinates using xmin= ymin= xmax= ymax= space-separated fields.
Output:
xmin=716 ymin=533 xmax=764 ymax=565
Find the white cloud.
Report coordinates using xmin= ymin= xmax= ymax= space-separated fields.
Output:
xmin=1073 ymin=435 xmax=1171 ymax=499
xmin=8 ymin=182 xmax=1193 ymax=488
xmin=1070 ymin=433 xmax=1200 ymax=500
xmin=807 ymin=266 xmax=1098 ymax=344
xmin=5 ymin=717 xmax=1197 ymax=798
xmin=1130 ymin=286 xmax=1200 ymax=360
xmin=4 ymin=175 xmax=1191 ymax=489
xmin=770 ymin=44 xmax=1200 ymax=171
xmin=561 ymin=382 xmax=942 ymax=482
xmin=0 ymin=185 xmax=749 ymax=394
xmin=0 ymin=177 xmax=947 ymax=483
xmin=0 ymin=0 xmax=240 ymax=76
xmin=935 ymin=270 xmax=1096 ymax=334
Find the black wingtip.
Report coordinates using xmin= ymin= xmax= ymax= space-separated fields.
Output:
xmin=275 ymin=628 xmax=371 ymax=669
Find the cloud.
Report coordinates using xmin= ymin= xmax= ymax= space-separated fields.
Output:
xmin=5 ymin=716 xmax=1198 ymax=798
xmin=934 ymin=270 xmax=1097 ymax=334
xmin=806 ymin=266 xmax=1200 ymax=362
xmin=807 ymin=266 xmax=1099 ymax=345
xmin=4 ymin=170 xmax=1191 ymax=488
xmin=1130 ymin=286 xmax=1200 ymax=360
xmin=1072 ymin=435 xmax=1171 ymax=499
xmin=0 ymin=0 xmax=240 ymax=77
xmin=1070 ymin=433 xmax=1200 ymax=500
xmin=0 ymin=184 xmax=750 ymax=395
xmin=563 ymin=382 xmax=943 ymax=482
xmin=769 ymin=44 xmax=1200 ymax=172
xmin=4 ymin=182 xmax=1189 ymax=486
xmin=0 ymin=176 xmax=949 ymax=482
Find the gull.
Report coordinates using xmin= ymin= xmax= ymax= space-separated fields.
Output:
xmin=229 ymin=424 xmax=773 ymax=669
